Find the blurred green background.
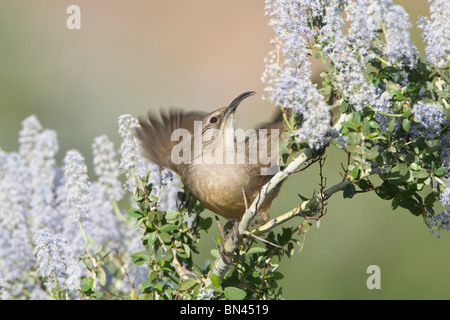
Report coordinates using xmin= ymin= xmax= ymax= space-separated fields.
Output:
xmin=1 ymin=0 xmax=448 ymax=299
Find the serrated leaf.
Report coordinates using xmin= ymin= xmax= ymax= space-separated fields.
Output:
xmin=224 ymin=286 xmax=246 ymax=300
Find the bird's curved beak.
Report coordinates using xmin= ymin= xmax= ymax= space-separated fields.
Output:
xmin=223 ymin=91 xmax=255 ymax=120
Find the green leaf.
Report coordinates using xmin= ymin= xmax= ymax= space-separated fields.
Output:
xmin=347 ymin=132 xmax=362 ymax=146
xmin=402 ymin=118 xmax=412 ymax=131
xmin=148 ymin=270 xmax=158 ymax=283
xmin=388 ymin=118 xmax=396 ymax=132
xmin=180 ymin=278 xmax=197 ymax=291
xmin=411 ymin=169 xmax=429 ymax=179
xmin=131 ymin=250 xmax=151 ymax=265
xmin=159 ymin=232 xmax=172 ymax=244
xmin=165 ymin=211 xmax=179 ymax=220
xmin=398 ymin=197 xmax=422 ymax=216
xmin=247 ymin=247 xmax=267 ymax=255
xmin=343 ymin=184 xmax=356 ymax=199
xmin=182 ymin=244 xmax=191 ymax=258
xmin=366 ymin=145 xmax=383 ymax=160
xmin=265 ymin=271 xmax=284 ymax=281
xmin=160 ymin=224 xmax=178 ymax=233
xmin=200 ymin=217 xmax=213 ymax=231
xmin=98 ymin=267 xmax=107 ymax=286
xmin=127 ymin=208 xmax=144 ymax=219
xmin=388 ymin=163 xmax=410 ymax=181
xmin=299 ymin=221 xmax=312 ymax=233
xmin=386 ymin=81 xmax=405 ymax=100
xmin=376 ymin=182 xmax=398 ymax=200
xmin=153 ymin=282 xmax=164 ymax=292
xmin=424 ymin=192 xmax=436 ymax=206
xmin=356 ymin=179 xmax=371 ymax=191
xmin=140 ymin=280 xmax=153 ymax=290
xmin=435 ymin=167 xmax=446 ymax=177
xmin=224 ymin=286 xmax=246 ymax=300
xmin=143 ymin=232 xmax=157 ymax=246
xmin=210 ymin=249 xmax=220 ymax=258
xmin=80 ymin=277 xmax=94 ymax=292
xmin=409 ymin=163 xmax=420 ymax=171
xmin=127 ymin=289 xmax=138 ymax=300
xmin=351 ymin=166 xmax=360 ymax=180
xmin=341 ymin=121 xmax=357 ymax=131
xmin=209 ymin=273 xmax=220 ymax=288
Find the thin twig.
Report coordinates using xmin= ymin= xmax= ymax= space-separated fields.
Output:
xmin=256 ymin=265 xmax=267 ymax=299
xmin=249 ymin=233 xmax=282 ymax=248
xmin=215 ymin=215 xmax=225 ymax=240
xmin=174 ymin=277 xmax=183 ymax=301
xmin=98 ymin=283 xmax=124 ymax=300
xmin=118 ymin=247 xmax=135 ymax=290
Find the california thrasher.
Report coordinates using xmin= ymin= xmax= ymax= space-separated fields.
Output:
xmin=135 ymin=91 xmax=284 ymax=221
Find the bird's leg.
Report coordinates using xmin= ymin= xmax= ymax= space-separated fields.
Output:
xmin=249 ymin=211 xmax=269 ymax=226
xmin=218 ymin=220 xmax=242 ymax=265
xmin=242 ymin=188 xmax=269 ymax=226
xmin=215 ymin=215 xmax=225 ymax=240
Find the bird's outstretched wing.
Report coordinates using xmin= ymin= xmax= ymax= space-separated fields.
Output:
xmin=135 ymin=108 xmax=207 ymax=173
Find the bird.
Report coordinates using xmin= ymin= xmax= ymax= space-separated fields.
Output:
xmin=135 ymin=91 xmax=285 ymax=221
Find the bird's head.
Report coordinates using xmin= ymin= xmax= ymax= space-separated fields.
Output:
xmin=200 ymin=91 xmax=255 ymax=146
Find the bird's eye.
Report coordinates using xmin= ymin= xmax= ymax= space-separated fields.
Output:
xmin=210 ymin=117 xmax=218 ymax=123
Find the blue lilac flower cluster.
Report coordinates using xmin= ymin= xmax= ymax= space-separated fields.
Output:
xmin=0 ymin=115 xmax=179 ymax=299
xmin=262 ymin=0 xmax=448 ymax=230
xmin=262 ymin=0 xmax=448 ymax=144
